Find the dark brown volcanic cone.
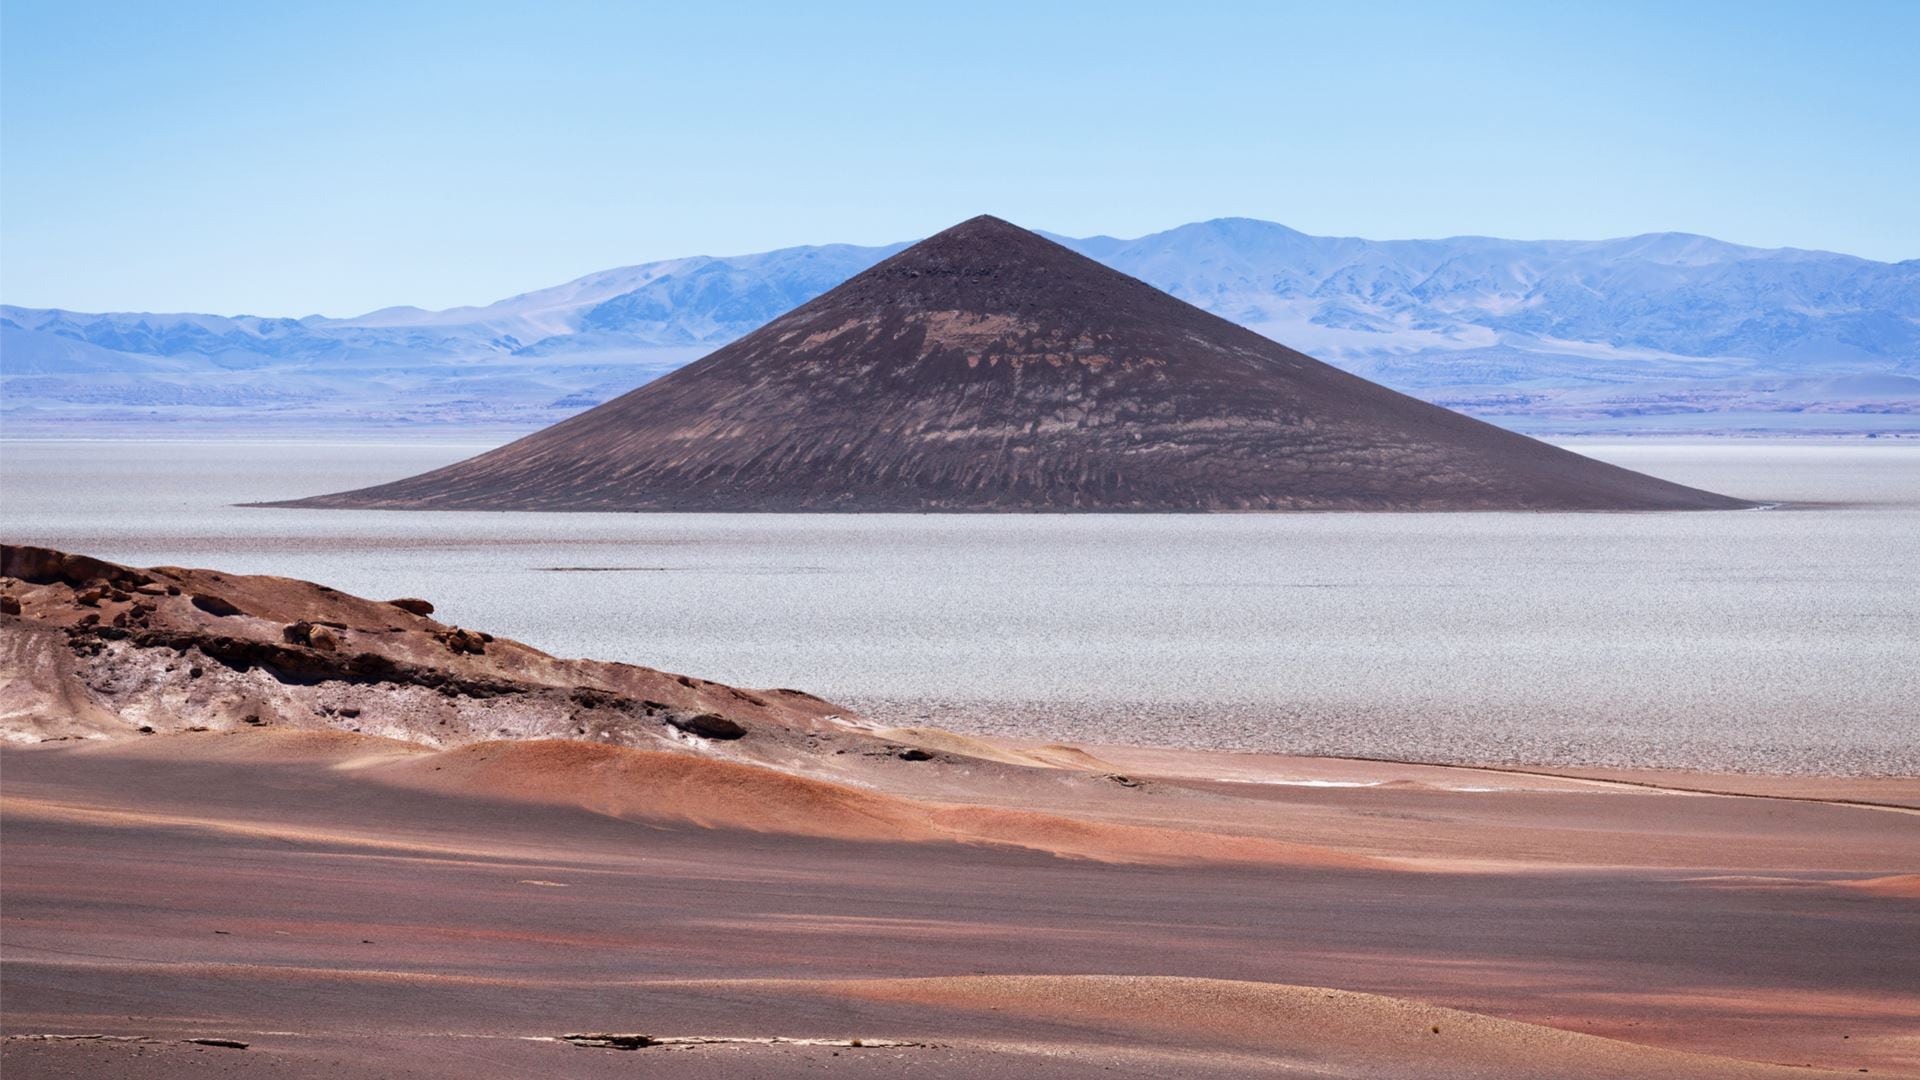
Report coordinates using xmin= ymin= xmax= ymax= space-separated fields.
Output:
xmin=278 ymin=216 xmax=1749 ymax=511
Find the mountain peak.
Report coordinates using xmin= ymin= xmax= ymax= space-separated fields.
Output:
xmin=275 ymin=215 xmax=1748 ymax=514
xmin=872 ymin=214 xmax=1064 ymax=268
xmin=800 ymin=215 xmax=1165 ymax=324
xmin=942 ymin=213 xmax=1024 ymax=235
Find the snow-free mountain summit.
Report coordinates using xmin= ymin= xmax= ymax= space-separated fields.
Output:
xmin=279 ymin=217 xmax=1750 ymax=512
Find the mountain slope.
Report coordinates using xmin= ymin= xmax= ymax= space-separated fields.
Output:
xmin=277 ymin=217 xmax=1747 ymax=512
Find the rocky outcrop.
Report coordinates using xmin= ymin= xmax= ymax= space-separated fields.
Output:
xmin=559 ymin=1034 xmax=657 ymax=1050
xmin=2 ymin=545 xmax=152 ymax=589
xmin=437 ymin=628 xmax=488 ymax=656
xmin=0 ymin=545 xmax=858 ymax=761
xmin=190 ymin=594 xmax=244 ymax=618
xmin=667 ymin=712 xmax=749 ymax=740
xmin=3 ymin=544 xmax=1163 ymax=802
xmin=282 ymin=622 xmax=343 ymax=652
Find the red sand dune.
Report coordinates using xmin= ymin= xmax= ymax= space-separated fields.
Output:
xmin=4 ymin=728 xmax=1914 ymax=1078
xmin=371 ymin=738 xmax=1385 ymax=866
xmin=374 ymin=739 xmax=942 ymax=842
xmin=820 ymin=975 xmax=1865 ymax=1079
xmin=1839 ymin=873 xmax=1920 ymax=898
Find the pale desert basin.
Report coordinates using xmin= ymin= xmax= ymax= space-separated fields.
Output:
xmin=5 ymin=438 xmax=1918 ymax=772
xmin=1 ymin=507 xmax=1916 ymax=1078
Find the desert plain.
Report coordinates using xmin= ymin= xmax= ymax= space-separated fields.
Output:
xmin=1 ymin=536 xmax=1915 ymax=1079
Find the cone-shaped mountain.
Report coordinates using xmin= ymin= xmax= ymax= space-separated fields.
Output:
xmin=280 ymin=216 xmax=1749 ymax=512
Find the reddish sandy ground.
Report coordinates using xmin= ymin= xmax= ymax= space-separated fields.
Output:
xmin=3 ymin=731 xmax=1915 ymax=1079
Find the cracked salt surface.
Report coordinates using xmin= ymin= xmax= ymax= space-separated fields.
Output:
xmin=6 ymin=439 xmax=1916 ymax=775
xmin=1219 ymin=779 xmax=1536 ymax=792
xmin=1236 ymin=779 xmax=1384 ymax=788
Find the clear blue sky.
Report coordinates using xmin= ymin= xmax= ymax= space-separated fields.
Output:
xmin=3 ymin=1 xmax=1915 ymax=316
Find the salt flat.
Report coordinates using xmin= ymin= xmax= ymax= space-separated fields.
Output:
xmin=3 ymin=438 xmax=1915 ymax=773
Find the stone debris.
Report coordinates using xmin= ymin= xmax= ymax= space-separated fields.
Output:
xmin=560 ymin=1033 xmax=656 ymax=1049
xmin=190 ymin=593 xmax=244 ymax=617
xmin=6 ymin=1034 xmax=153 ymax=1043
xmin=666 ymin=711 xmax=748 ymax=740
xmin=438 ymin=627 xmax=489 ymax=655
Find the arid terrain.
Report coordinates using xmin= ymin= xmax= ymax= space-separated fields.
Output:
xmin=2 ymin=544 xmax=1914 ymax=1078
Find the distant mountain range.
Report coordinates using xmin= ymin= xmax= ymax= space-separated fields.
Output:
xmin=4 ymin=218 xmax=1916 ymax=435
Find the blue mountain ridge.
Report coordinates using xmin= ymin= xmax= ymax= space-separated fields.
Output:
xmin=4 ymin=219 xmax=1915 ymax=435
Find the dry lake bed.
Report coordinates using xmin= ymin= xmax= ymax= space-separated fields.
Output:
xmin=3 ymin=437 xmax=1916 ymax=773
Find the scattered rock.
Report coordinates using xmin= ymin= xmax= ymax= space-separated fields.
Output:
xmin=75 ymin=586 xmax=106 ymax=607
xmin=561 ymin=1033 xmax=656 ymax=1050
xmin=569 ymin=687 xmax=634 ymax=711
xmin=184 ymin=1038 xmax=249 ymax=1049
xmin=897 ymin=748 xmax=934 ymax=762
xmin=0 ymin=594 xmax=19 ymax=616
xmin=190 ymin=594 xmax=244 ymax=618
xmin=337 ymin=706 xmax=360 ymax=719
xmin=387 ymin=597 xmax=434 ymax=616
xmin=281 ymin=620 xmax=342 ymax=652
xmin=666 ymin=712 xmax=747 ymax=740
xmin=10 ymin=1034 xmax=152 ymax=1043
xmin=438 ymin=628 xmax=487 ymax=655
